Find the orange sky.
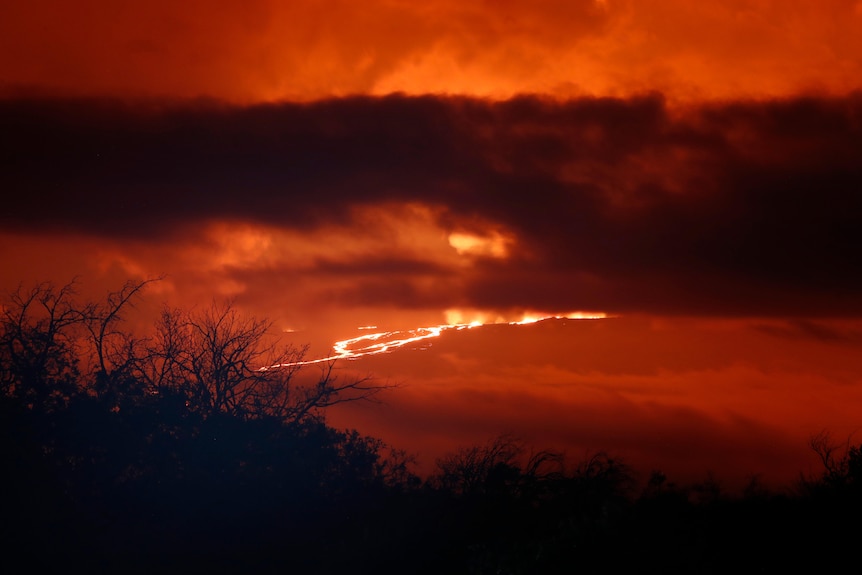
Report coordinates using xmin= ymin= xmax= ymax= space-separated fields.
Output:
xmin=3 ymin=0 xmax=862 ymax=490
xmin=2 ymin=0 xmax=862 ymax=102
xmin=324 ymin=315 xmax=862 ymax=487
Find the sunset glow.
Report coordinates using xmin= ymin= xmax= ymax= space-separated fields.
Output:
xmin=3 ymin=0 xmax=862 ymax=497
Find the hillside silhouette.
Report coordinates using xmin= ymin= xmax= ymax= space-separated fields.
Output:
xmin=2 ymin=279 xmax=861 ymax=574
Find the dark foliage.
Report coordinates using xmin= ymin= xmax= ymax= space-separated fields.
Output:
xmin=2 ymin=280 xmax=862 ymax=574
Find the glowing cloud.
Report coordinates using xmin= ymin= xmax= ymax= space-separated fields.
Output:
xmin=448 ymin=231 xmax=512 ymax=258
xmin=3 ymin=1 xmax=860 ymax=102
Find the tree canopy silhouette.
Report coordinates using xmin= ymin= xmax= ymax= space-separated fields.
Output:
xmin=3 ymin=278 xmax=862 ymax=574
xmin=1 ymin=278 xmax=393 ymax=423
xmin=136 ymin=300 xmax=391 ymax=425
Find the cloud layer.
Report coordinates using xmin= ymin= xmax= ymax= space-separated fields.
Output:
xmin=3 ymin=1 xmax=861 ymax=101
xmin=3 ymin=93 xmax=862 ymax=317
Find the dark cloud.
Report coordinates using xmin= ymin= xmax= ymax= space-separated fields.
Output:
xmin=3 ymin=93 xmax=862 ymax=315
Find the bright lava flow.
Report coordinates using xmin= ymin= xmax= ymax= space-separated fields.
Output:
xmin=274 ymin=312 xmax=608 ymax=367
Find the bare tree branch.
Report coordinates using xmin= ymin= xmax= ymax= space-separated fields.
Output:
xmin=80 ymin=276 xmax=162 ymax=397
xmin=0 ymin=280 xmax=83 ymax=408
xmin=139 ymin=299 xmax=394 ymax=424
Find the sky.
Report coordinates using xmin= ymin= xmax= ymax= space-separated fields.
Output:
xmin=3 ymin=0 xmax=862 ymax=489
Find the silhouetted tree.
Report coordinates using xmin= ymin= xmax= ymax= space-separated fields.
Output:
xmin=802 ymin=430 xmax=862 ymax=495
xmin=135 ymin=300 xmax=392 ymax=425
xmin=0 ymin=277 xmax=165 ymax=409
xmin=80 ymin=277 xmax=160 ymax=401
xmin=434 ymin=433 xmax=525 ymax=495
xmin=0 ymin=280 xmax=83 ymax=410
xmin=433 ymin=434 xmax=565 ymax=497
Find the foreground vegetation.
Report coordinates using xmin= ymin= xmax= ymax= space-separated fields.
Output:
xmin=2 ymin=280 xmax=861 ymax=573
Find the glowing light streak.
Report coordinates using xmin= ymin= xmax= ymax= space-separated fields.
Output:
xmin=273 ymin=311 xmax=608 ymax=367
